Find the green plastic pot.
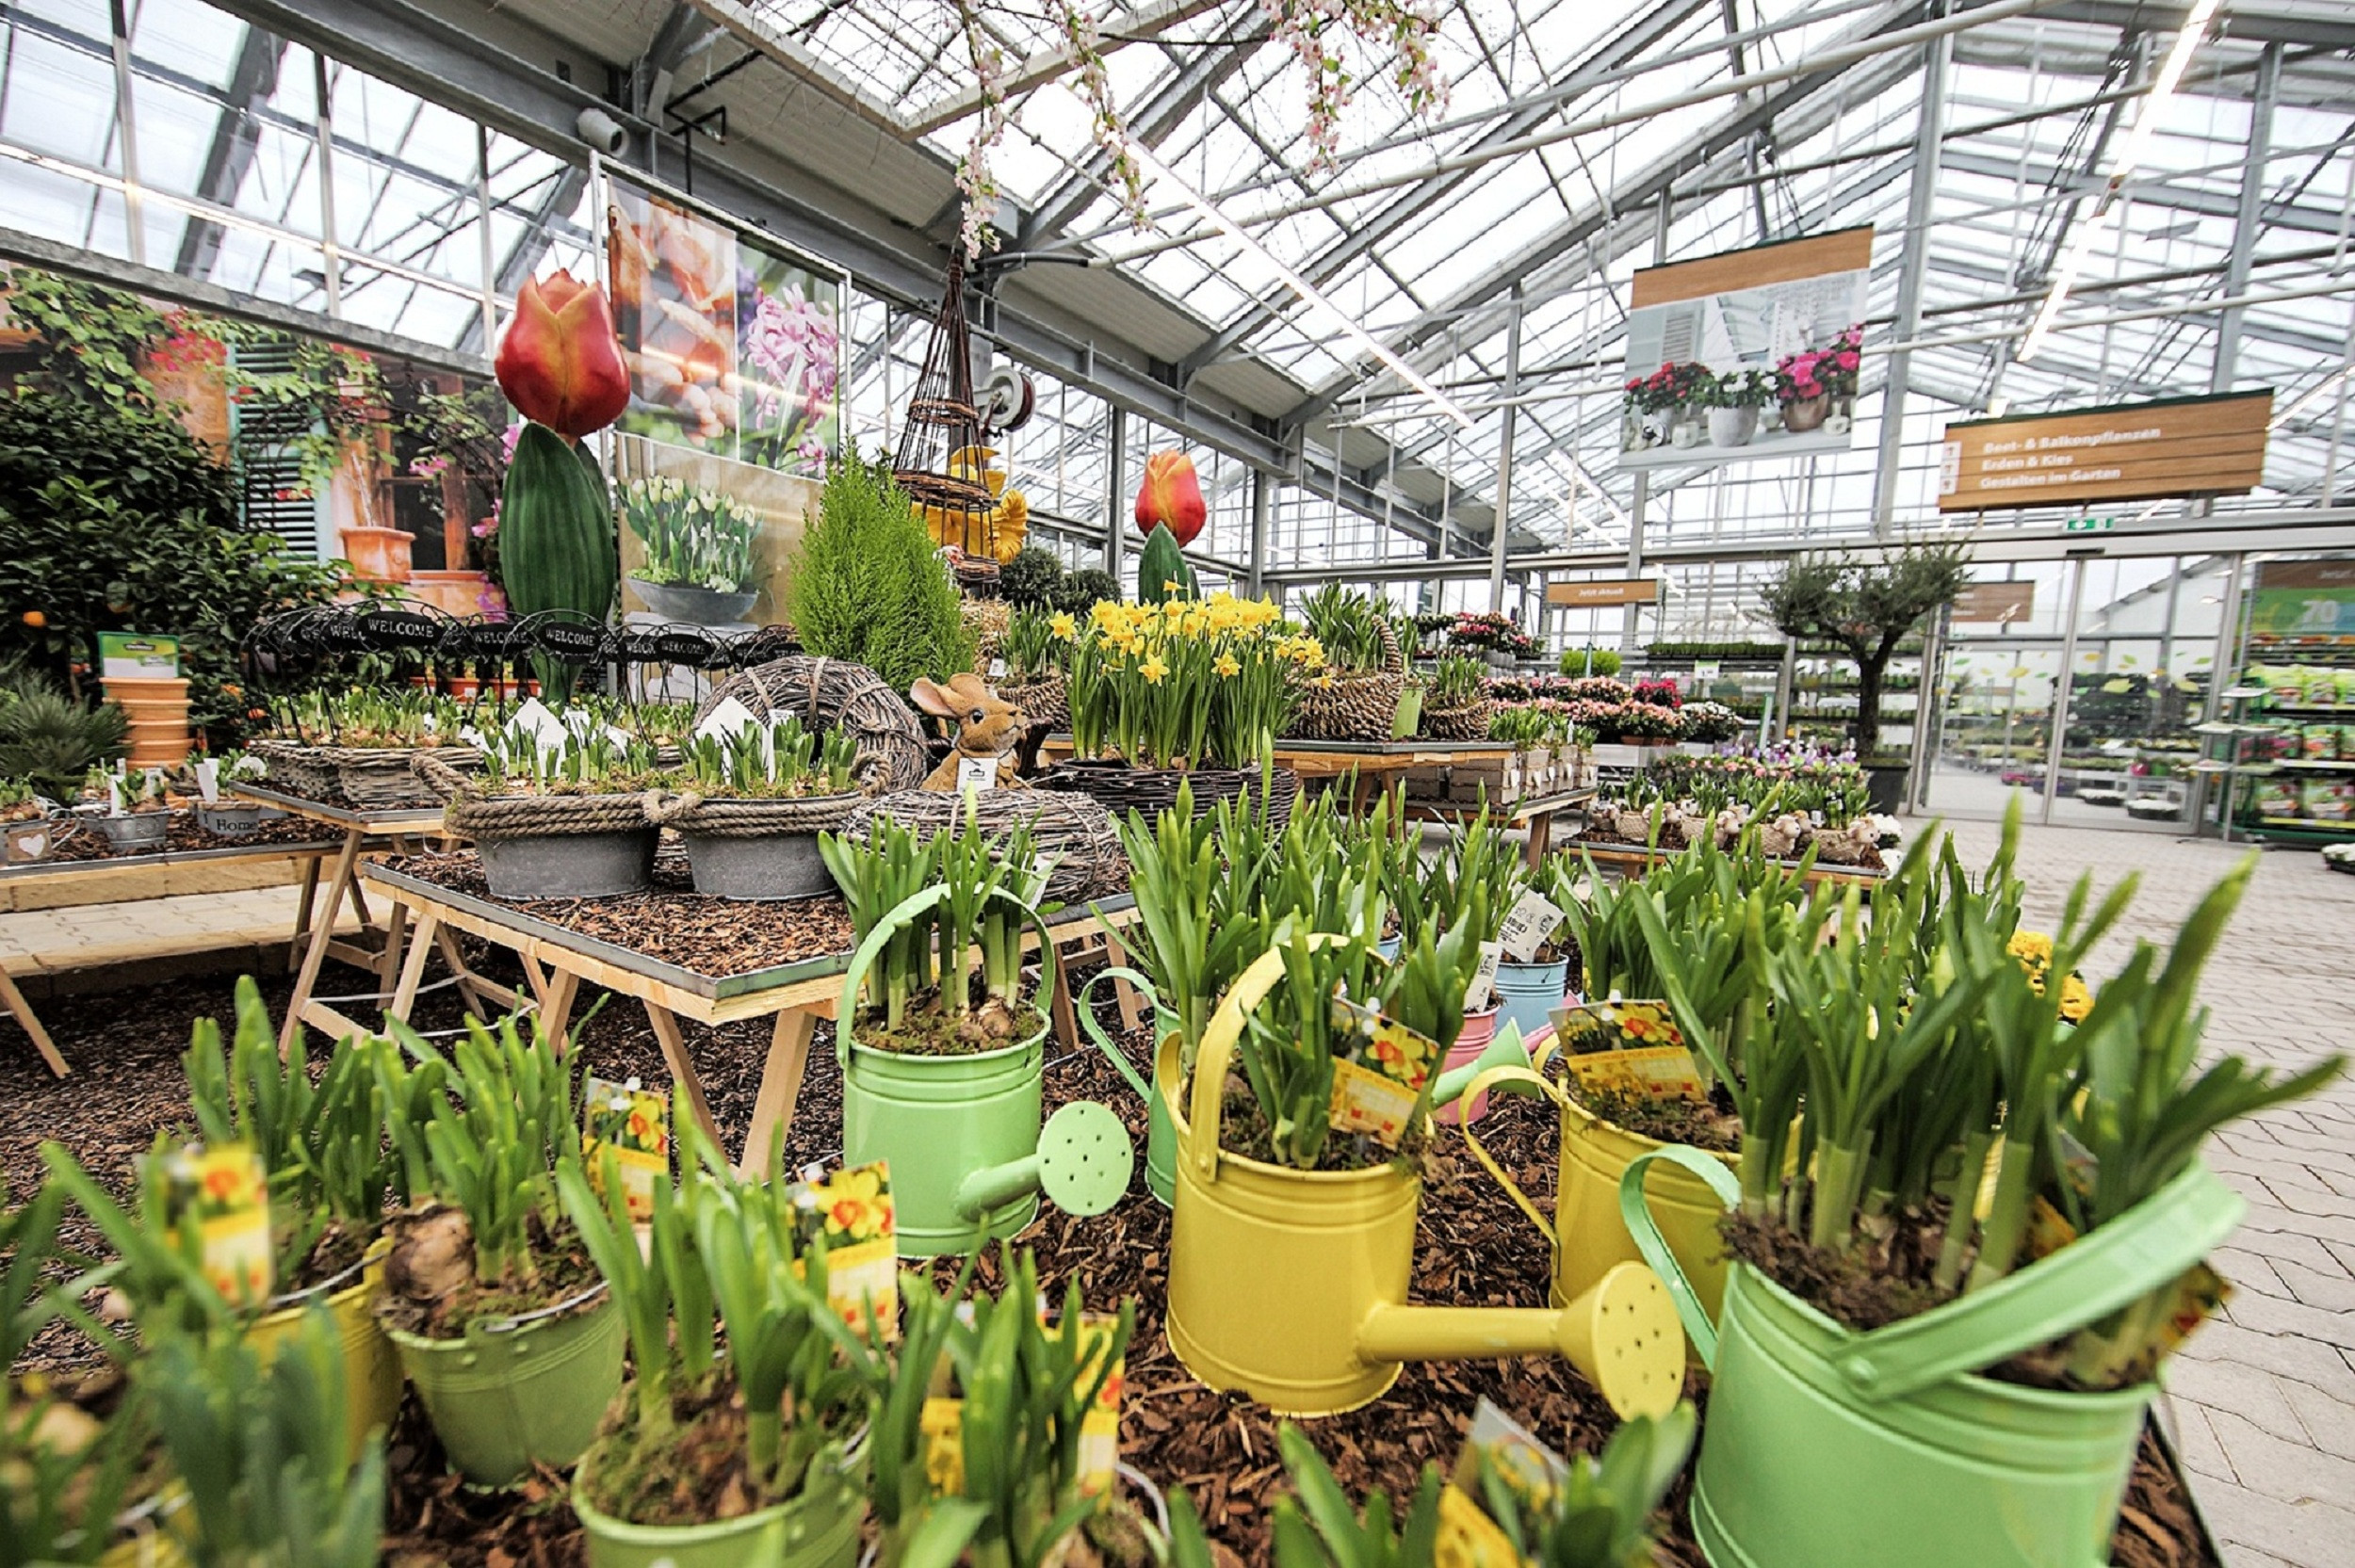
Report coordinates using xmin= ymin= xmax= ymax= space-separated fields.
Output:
xmin=574 ymin=1432 xmax=868 ymax=1568
xmin=838 ymin=885 xmax=1130 ymax=1257
xmin=385 ymin=1285 xmax=625 ymax=1487
xmin=1079 ymin=970 xmax=1177 ymax=1206
xmin=1618 ymin=1148 xmax=2244 ymax=1568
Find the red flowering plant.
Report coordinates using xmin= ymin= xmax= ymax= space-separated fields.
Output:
xmin=1772 ymin=325 xmax=1864 ymax=407
xmin=1630 ymin=677 xmax=1682 ymax=710
xmin=1446 ymin=611 xmax=1539 ymax=658
xmin=1562 ymin=676 xmax=1632 ymax=704
xmin=1623 ymin=361 xmax=1715 ymax=413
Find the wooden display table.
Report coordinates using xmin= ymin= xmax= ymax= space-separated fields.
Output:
xmin=1566 ymin=839 xmax=1887 ymax=886
xmin=1398 ymin=787 xmax=1599 ymax=867
xmin=230 ymin=785 xmax=454 ymax=1053
xmin=355 ymin=859 xmax=1140 ymax=1175
xmin=0 ymin=831 xmax=343 ymax=1076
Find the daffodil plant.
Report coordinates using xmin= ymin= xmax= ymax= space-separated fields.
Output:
xmin=1061 ymin=593 xmax=1312 ymax=768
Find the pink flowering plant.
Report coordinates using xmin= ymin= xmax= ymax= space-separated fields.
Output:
xmin=739 ymin=275 xmax=839 ymax=475
xmin=1772 ymin=325 xmax=1863 ymax=407
xmin=1444 ymin=611 xmax=1540 ymax=658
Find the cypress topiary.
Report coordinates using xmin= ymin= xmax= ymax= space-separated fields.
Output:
xmin=786 ymin=458 xmax=973 ymax=693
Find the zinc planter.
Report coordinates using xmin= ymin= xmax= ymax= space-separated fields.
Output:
xmin=1621 ymin=1148 xmax=2245 ymax=1568
xmin=385 ymin=1285 xmax=625 ymax=1487
xmin=1161 ymin=941 xmax=1685 ymax=1421
xmin=837 ymin=886 xmax=1132 ymax=1258
xmin=651 ymin=791 xmax=862 ymax=902
xmin=477 ymin=829 xmax=659 ymax=900
xmin=94 ymin=813 xmax=169 ymax=855
xmin=1492 ymin=959 xmax=1569 ymax=1047
xmin=627 ymin=577 xmax=760 ymax=627
xmin=574 ymin=1435 xmax=868 ymax=1568
xmin=1434 ymin=1005 xmax=1500 ymax=1127
xmin=245 ymin=1239 xmax=400 ymax=1463
xmin=196 ymin=801 xmax=264 ymax=839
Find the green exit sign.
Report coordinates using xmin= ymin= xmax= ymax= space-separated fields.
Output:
xmin=2065 ymin=516 xmax=2116 ymax=532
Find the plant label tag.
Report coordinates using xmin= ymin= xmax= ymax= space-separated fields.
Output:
xmin=1434 ymin=1485 xmax=1521 ymax=1568
xmin=1329 ymin=1057 xmax=1419 ymax=1147
xmin=1560 ymin=1045 xmax=1708 ymax=1103
xmin=920 ymin=1398 xmax=966 ymax=1494
xmin=3 ymin=823 xmax=51 ymax=864
xmin=1452 ymin=1398 xmax=1570 ymax=1504
xmin=155 ymin=1142 xmax=273 ymax=1308
xmin=193 ymin=758 xmax=220 ymax=803
xmin=1330 ymin=997 xmax=1439 ymax=1095
xmin=509 ymin=697 xmax=570 ymax=758
xmin=1071 ymin=1314 xmax=1126 ymax=1497
xmin=1468 ymin=941 xmax=1503 ymax=1010
xmin=1498 ymin=889 xmax=1565 ymax=962
xmin=582 ymin=1077 xmax=670 ymax=1221
xmin=788 ymin=1158 xmax=899 ymax=1342
xmin=987 ymin=656 xmax=1008 ymax=679
xmin=692 ymin=695 xmax=761 ymax=746
xmin=957 ymin=755 xmax=996 ymax=792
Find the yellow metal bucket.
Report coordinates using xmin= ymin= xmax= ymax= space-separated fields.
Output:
xmin=1162 ymin=941 xmax=1684 ymax=1420
xmin=245 ymin=1236 xmax=401 ymax=1463
xmin=1462 ymin=1050 xmax=1740 ymax=1335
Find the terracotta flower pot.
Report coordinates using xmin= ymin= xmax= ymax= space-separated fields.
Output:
xmin=1781 ymin=394 xmax=1831 ymax=433
xmin=340 ymin=525 xmax=414 ymax=585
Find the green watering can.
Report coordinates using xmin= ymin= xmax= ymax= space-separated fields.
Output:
xmin=1619 ymin=1147 xmax=2243 ymax=1568
xmin=1080 ymin=965 xmax=1530 ymax=1209
xmin=837 ymin=886 xmax=1135 ymax=1257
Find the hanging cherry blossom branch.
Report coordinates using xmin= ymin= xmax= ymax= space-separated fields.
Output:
xmin=1263 ymin=0 xmax=1449 ymax=172
xmin=1060 ymin=0 xmax=1148 ymax=232
xmin=955 ymin=0 xmax=1012 ymax=261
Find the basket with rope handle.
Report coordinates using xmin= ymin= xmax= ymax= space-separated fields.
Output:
xmin=414 ymin=751 xmax=661 ymax=842
xmin=690 ymin=655 xmax=929 ymax=794
xmin=1285 ymin=615 xmax=1406 ymax=742
xmin=1418 ymin=696 xmax=1495 ymax=743
xmin=253 ymin=739 xmax=482 ymax=808
xmin=840 ymin=785 xmax=1125 ymax=903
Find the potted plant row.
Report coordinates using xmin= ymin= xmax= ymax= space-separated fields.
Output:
xmin=422 ymin=728 xmax=665 ymax=899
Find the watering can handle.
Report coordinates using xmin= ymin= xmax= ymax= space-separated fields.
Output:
xmin=834 ymin=884 xmax=1055 ymax=1071
xmin=1831 ymin=1159 xmax=2244 ymax=1403
xmin=1184 ymin=936 xmax=1349 ymax=1184
xmin=1618 ymin=1146 xmax=1744 ymax=1370
xmin=1455 ymin=1065 xmax=1567 ymax=1245
xmin=1075 ymin=967 xmax=1158 ymax=1103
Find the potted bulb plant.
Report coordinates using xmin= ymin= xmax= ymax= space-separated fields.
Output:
xmin=654 ymin=717 xmax=863 ymax=900
xmin=420 ymin=728 xmax=663 ymax=899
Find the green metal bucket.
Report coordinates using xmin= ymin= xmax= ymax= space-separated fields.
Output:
xmin=1618 ymin=1148 xmax=2244 ymax=1568
xmin=574 ymin=1431 xmax=868 ymax=1568
xmin=836 ymin=884 xmax=1059 ymax=1258
xmin=1078 ymin=968 xmax=1175 ymax=1206
xmin=385 ymin=1285 xmax=625 ymax=1488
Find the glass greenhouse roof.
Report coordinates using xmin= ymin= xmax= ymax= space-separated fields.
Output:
xmin=2 ymin=0 xmax=2350 ymax=572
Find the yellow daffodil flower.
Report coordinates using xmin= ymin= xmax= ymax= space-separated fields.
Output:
xmin=1215 ymin=653 xmax=1242 ymax=677
xmin=1139 ymin=655 xmax=1169 ymax=685
xmin=1049 ymin=612 xmax=1076 ymax=639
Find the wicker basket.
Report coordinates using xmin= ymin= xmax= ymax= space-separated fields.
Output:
xmin=642 ymin=790 xmax=863 ymax=837
xmin=252 ymin=739 xmax=480 ymax=809
xmin=1035 ymin=759 xmax=1298 ymax=832
xmin=841 ymin=787 xmax=1126 ymax=902
xmin=1419 ymin=698 xmax=1495 ymax=742
xmin=1287 ymin=618 xmax=1406 ymax=742
xmin=999 ymin=671 xmax=1069 ymax=735
xmin=693 ymin=655 xmax=929 ymax=795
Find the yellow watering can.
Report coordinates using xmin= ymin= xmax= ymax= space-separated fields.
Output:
xmin=1160 ymin=939 xmax=1686 ymax=1419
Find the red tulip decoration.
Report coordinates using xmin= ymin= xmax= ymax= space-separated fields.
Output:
xmin=1133 ymin=450 xmax=1205 ymax=605
xmin=493 ymin=269 xmax=630 ymax=666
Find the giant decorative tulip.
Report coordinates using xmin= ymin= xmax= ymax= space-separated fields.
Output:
xmin=495 ymin=269 xmax=630 ymax=439
xmin=1133 ymin=450 xmax=1207 ymax=546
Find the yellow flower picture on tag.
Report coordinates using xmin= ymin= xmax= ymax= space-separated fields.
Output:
xmin=788 ymin=1160 xmax=899 ymax=1340
xmin=920 ymin=1397 xmax=965 ymax=1495
xmin=156 ymin=1143 xmax=273 ymax=1308
xmin=583 ymin=1076 xmax=670 ymax=1221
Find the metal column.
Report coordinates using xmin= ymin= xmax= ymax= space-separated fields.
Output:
xmin=1623 ymin=192 xmax=1674 ymax=651
xmin=106 ymin=0 xmax=144 ymax=267
xmin=1105 ymin=406 xmax=1128 ymax=585
xmin=2211 ymin=43 xmax=2281 ymax=395
xmin=2038 ymin=558 xmax=2089 ymax=824
xmin=1487 ymin=286 xmax=1523 ymax=614
xmin=1869 ymin=24 xmax=1953 ymax=537
xmin=1246 ymin=468 xmax=1270 ymax=598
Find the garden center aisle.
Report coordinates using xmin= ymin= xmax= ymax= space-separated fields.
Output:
xmin=1942 ymin=820 xmax=2355 ymax=1568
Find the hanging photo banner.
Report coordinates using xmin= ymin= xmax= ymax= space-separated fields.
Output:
xmin=1937 ymin=390 xmax=2272 ymax=512
xmin=1618 ymin=227 xmax=1873 ymax=472
xmin=602 ymin=170 xmax=850 ymax=641
xmin=2248 ymin=559 xmax=2355 ymax=648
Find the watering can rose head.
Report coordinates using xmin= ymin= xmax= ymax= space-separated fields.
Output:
xmin=1134 ymin=450 xmax=1207 ymax=545
xmin=495 ymin=269 xmax=630 ymax=439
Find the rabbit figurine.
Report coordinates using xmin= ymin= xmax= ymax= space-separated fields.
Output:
xmin=911 ymin=673 xmax=1030 ymax=791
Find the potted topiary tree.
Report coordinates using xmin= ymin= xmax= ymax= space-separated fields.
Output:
xmin=1757 ymin=542 xmax=1968 ymax=813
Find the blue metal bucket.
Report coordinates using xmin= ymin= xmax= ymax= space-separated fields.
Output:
xmin=1495 ymin=958 xmax=1570 ymax=1043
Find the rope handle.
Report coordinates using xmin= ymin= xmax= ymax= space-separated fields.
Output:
xmin=412 ymin=751 xmax=473 ymax=802
xmin=641 ymin=788 xmax=706 ymax=827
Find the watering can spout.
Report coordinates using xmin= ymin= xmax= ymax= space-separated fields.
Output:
xmin=952 ymin=1100 xmax=1135 ymax=1221
xmin=1431 ymin=1023 xmax=1533 ymax=1110
xmin=1354 ymin=1263 xmax=1687 ymax=1421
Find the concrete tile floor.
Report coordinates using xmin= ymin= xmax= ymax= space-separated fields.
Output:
xmin=1941 ymin=818 xmax=2355 ymax=1568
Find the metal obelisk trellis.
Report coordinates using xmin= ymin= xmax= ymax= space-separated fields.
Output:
xmin=892 ymin=254 xmax=991 ymax=554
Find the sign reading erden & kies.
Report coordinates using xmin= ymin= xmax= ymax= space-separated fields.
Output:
xmin=1937 ymin=390 xmax=2271 ymax=512
xmin=1546 ymin=578 xmax=1663 ymax=608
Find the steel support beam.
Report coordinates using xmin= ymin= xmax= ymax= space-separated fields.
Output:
xmin=1871 ymin=24 xmax=1952 ymax=536
xmin=2211 ymin=41 xmax=2280 ymax=393
xmin=1488 ymin=288 xmax=1521 ymax=612
xmin=172 ymin=24 xmax=287 ymax=280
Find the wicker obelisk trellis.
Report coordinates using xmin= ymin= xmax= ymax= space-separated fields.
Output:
xmin=893 ymin=254 xmax=992 ymax=573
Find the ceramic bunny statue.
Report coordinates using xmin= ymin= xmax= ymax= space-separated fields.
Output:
xmin=911 ymin=673 xmax=1030 ymax=791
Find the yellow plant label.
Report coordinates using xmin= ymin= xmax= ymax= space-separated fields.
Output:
xmin=1560 ymin=1045 xmax=1708 ymax=1103
xmin=1434 ymin=1483 xmax=1523 ymax=1568
xmin=788 ymin=1159 xmax=900 ymax=1341
xmin=157 ymin=1143 xmax=273 ymax=1308
xmin=582 ymin=1077 xmax=670 ymax=1222
xmin=920 ymin=1397 xmax=964 ymax=1495
xmin=1330 ymin=1057 xmax=1419 ymax=1146
xmin=1072 ymin=1314 xmax=1126 ymax=1497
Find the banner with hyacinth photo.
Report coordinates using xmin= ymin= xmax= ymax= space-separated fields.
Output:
xmin=1618 ymin=226 xmax=1873 ymax=472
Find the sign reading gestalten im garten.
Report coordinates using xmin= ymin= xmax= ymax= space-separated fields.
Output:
xmin=1620 ymin=227 xmax=1873 ymax=472
xmin=1937 ymin=390 xmax=2272 ymax=512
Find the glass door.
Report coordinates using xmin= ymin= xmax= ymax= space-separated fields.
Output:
xmin=1925 ymin=641 xmax=2067 ymax=819
xmin=2050 ymin=557 xmax=2230 ymax=832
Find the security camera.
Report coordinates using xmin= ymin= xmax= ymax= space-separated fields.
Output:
xmin=576 ymin=106 xmax=628 ymax=156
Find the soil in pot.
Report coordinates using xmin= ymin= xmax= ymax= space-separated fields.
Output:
xmin=1568 ymin=1080 xmax=1743 ymax=1155
xmin=375 ymin=1205 xmax=604 ymax=1339
xmin=1214 ymin=1076 xmax=1430 ymax=1173
xmin=577 ymin=1368 xmax=862 ymax=1528
xmin=852 ymin=992 xmax=1047 ymax=1058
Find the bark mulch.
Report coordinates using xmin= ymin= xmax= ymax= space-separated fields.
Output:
xmin=28 ymin=807 xmax=333 ymax=865
xmin=4 ymin=963 xmax=2221 ymax=1568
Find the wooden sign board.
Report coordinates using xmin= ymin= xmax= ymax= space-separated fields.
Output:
xmin=1547 ymin=578 xmax=1663 ymax=608
xmin=1952 ymin=581 xmax=2036 ymax=625
xmin=1938 ymin=391 xmax=2271 ymax=512
xmin=1630 ymin=227 xmax=1876 ymax=310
